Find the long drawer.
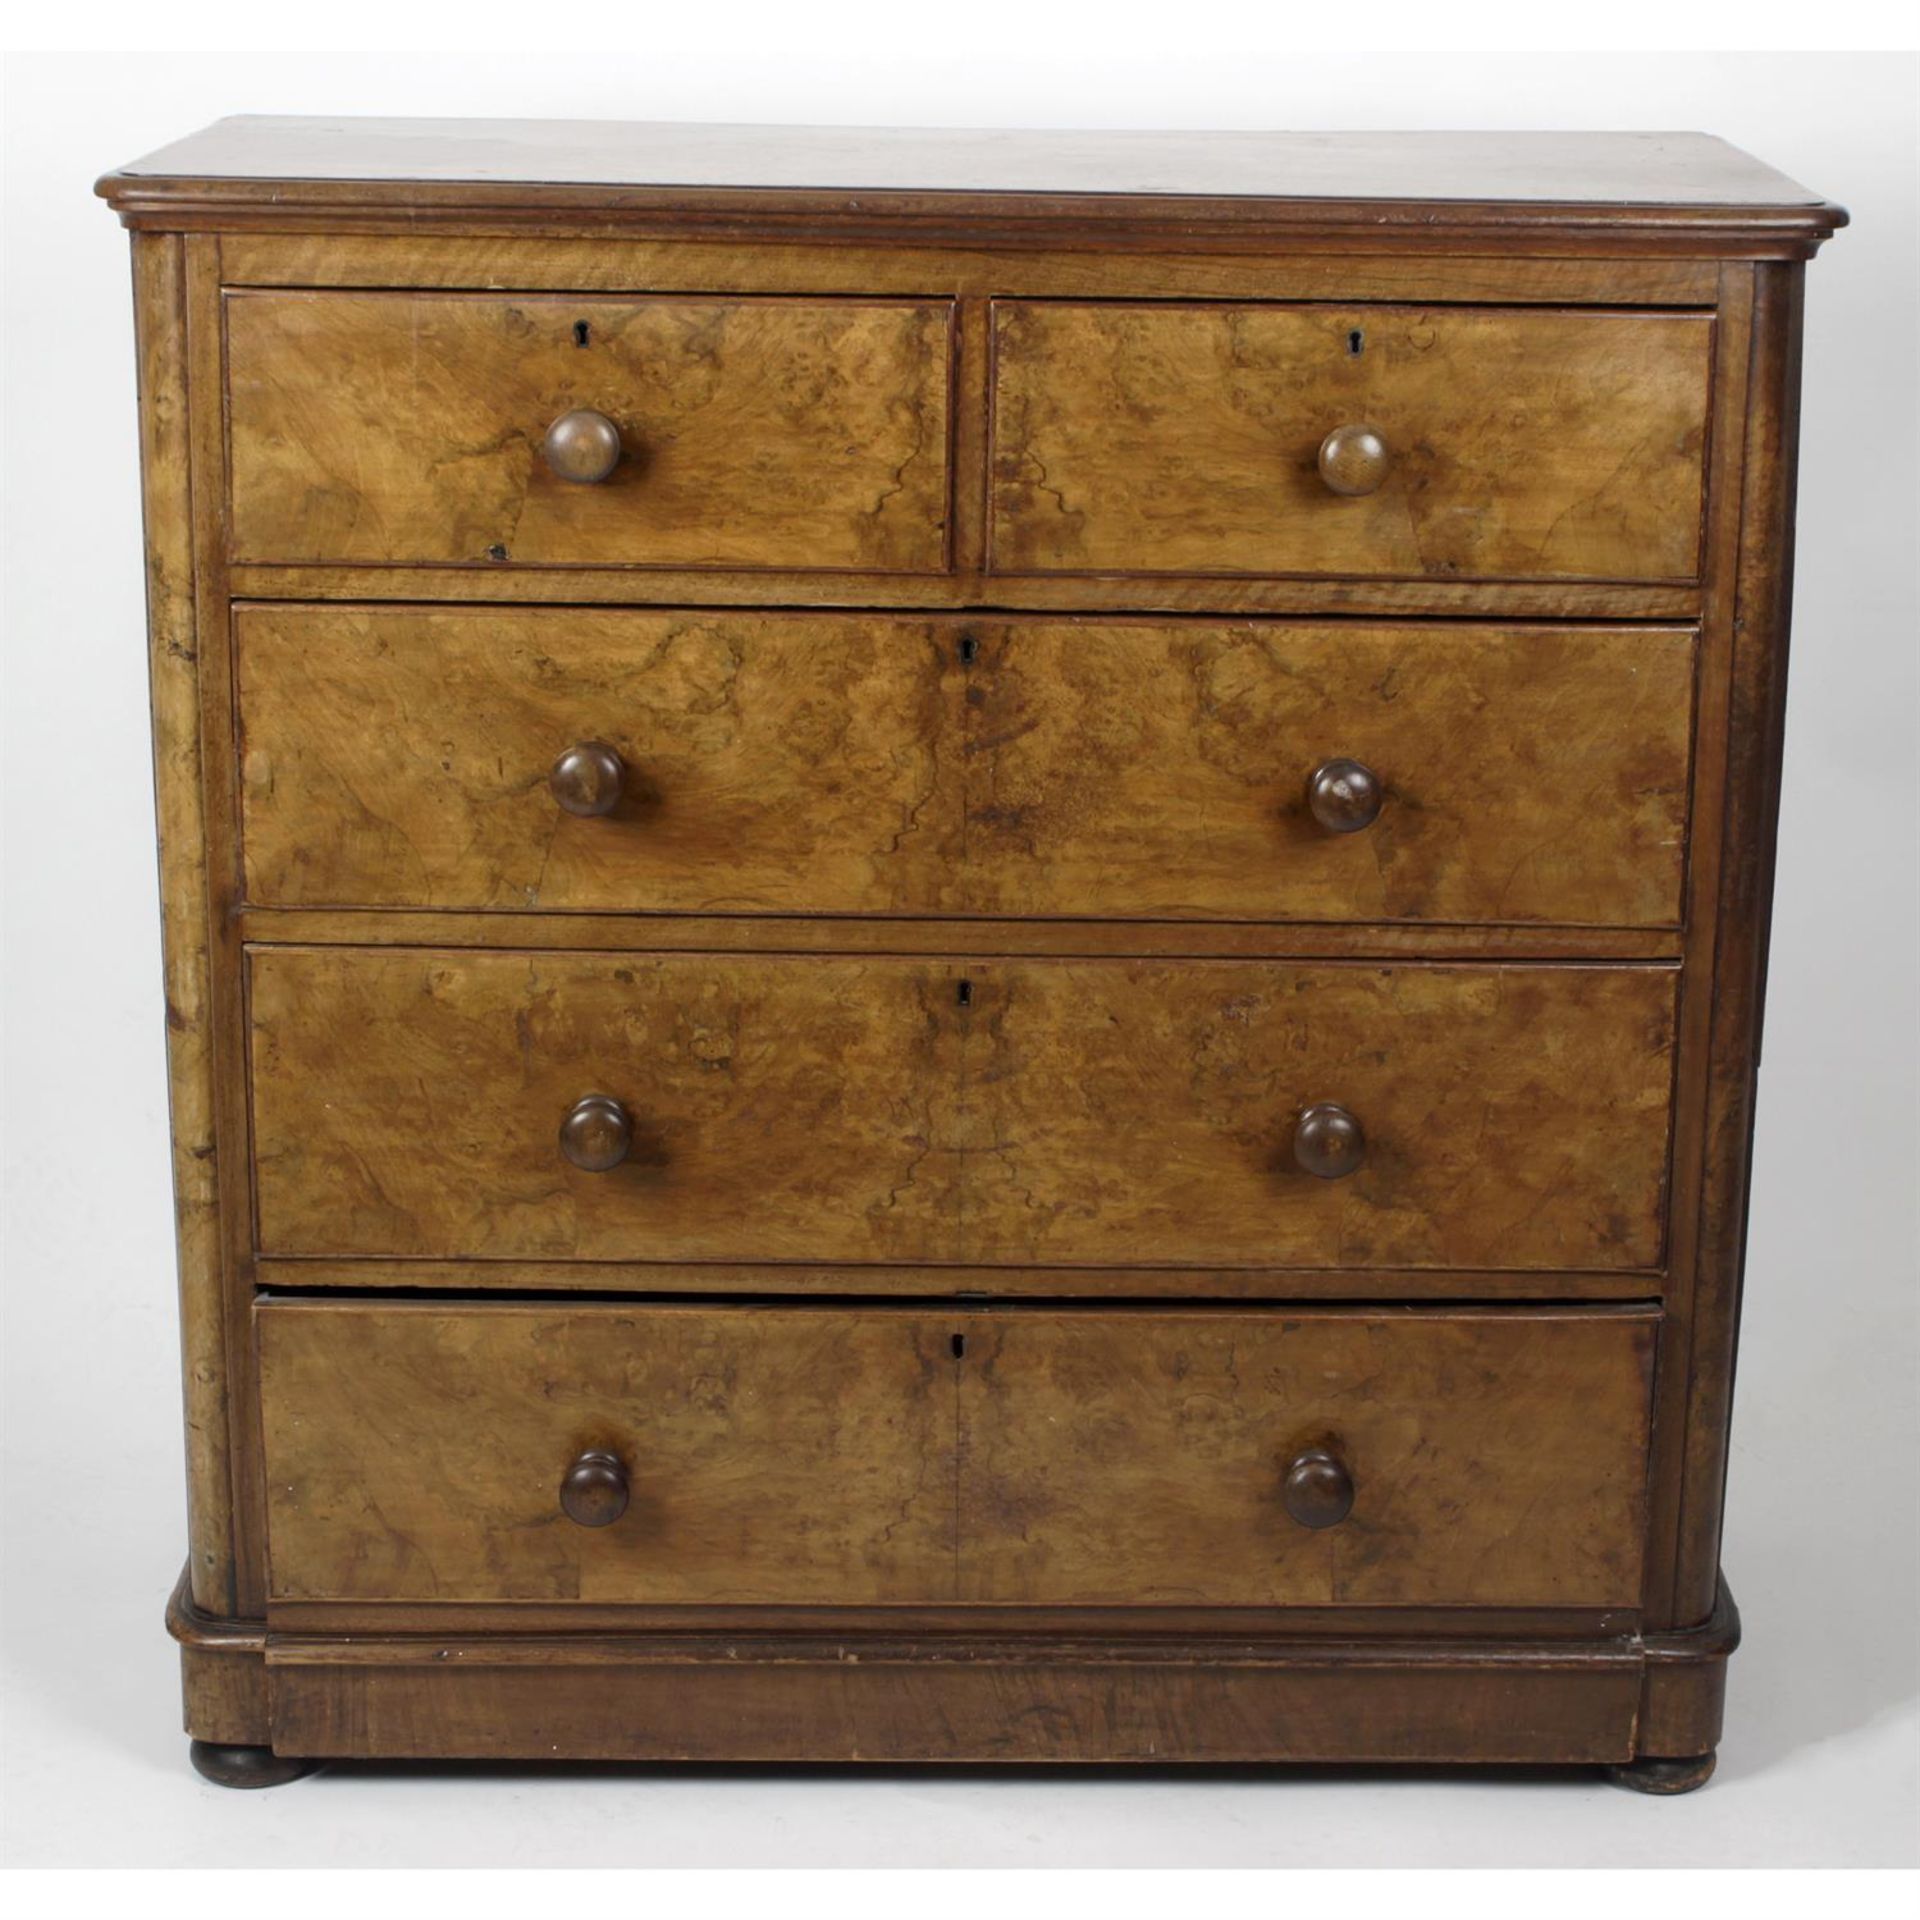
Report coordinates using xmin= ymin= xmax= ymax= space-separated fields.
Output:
xmin=234 ymin=606 xmax=1695 ymax=927
xmin=247 ymin=949 xmax=1676 ymax=1270
xmin=991 ymin=301 xmax=1712 ymax=582
xmin=224 ymin=291 xmax=954 ymax=571
xmin=257 ymin=1299 xmax=1656 ymax=1609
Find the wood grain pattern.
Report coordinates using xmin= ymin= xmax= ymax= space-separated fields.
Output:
xmin=224 ymin=292 xmax=952 ymax=570
xmin=236 ymin=607 xmax=1693 ymax=926
xmin=266 ymin=1632 xmax=1647 ymax=1763
xmin=1638 ymin=264 xmax=1759 ymax=1631
xmin=248 ymin=950 xmax=1674 ymax=1269
xmin=959 ymin=960 xmax=1676 ymax=1269
xmin=959 ymin=1308 xmax=1656 ymax=1606
xmin=227 ymin=562 xmax=1702 ymax=623
xmin=248 ymin=949 xmax=963 ymax=1263
xmin=107 ymin=121 xmax=1829 ymax=206
xmin=1637 ymin=1576 xmax=1740 ymax=1757
xmin=266 ymin=1598 xmax=1641 ymax=1639
xmin=217 ymin=232 xmax=1726 ymax=308
xmin=257 ymin=1302 xmax=957 ymax=1604
xmin=991 ymin=303 xmax=1712 ymax=582
xmin=1669 ymin=264 xmax=1808 ymax=1626
xmin=129 ymin=232 xmax=238 ymax=1617
xmin=958 ymin=620 xmax=1695 ymax=925
xmin=235 ymin=606 xmax=959 ymax=912
xmin=187 ymin=236 xmax=276 ymax=1619
xmin=257 ymin=1299 xmax=1651 ymax=1612
xmin=168 ymin=1567 xmax=269 ymax=1745
xmin=236 ymin=906 xmax=1685 ymax=964
xmin=253 ymin=1258 xmax=1663 ymax=1302
xmin=98 ymin=121 xmax=1845 ymax=259
xmin=103 ymin=118 xmax=1837 ymax=1780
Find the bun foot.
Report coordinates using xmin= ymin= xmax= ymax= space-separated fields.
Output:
xmin=1605 ymin=1751 xmax=1718 ymax=1795
xmin=189 ymin=1740 xmax=315 ymax=1788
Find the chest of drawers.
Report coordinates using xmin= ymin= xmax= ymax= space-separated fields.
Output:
xmin=98 ymin=119 xmax=1843 ymax=1792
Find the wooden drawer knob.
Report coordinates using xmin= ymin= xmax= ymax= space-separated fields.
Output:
xmin=1293 ymin=1102 xmax=1366 ymax=1179
xmin=1282 ymin=1447 xmax=1354 ymax=1529
xmin=1317 ymin=424 xmax=1390 ymax=497
xmin=559 ymin=1449 xmax=629 ymax=1528
xmin=543 ymin=408 xmax=622 ymax=483
xmin=1306 ymin=758 xmax=1383 ymax=834
xmin=559 ymin=1094 xmax=632 ymax=1172
xmin=550 ymin=741 xmax=624 ymax=817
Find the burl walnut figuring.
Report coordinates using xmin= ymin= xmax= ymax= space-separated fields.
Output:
xmin=99 ymin=119 xmax=1843 ymax=1791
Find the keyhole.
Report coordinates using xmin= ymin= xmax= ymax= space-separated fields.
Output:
xmin=958 ymin=634 xmax=979 ymax=665
xmin=1347 ymin=328 xmax=1365 ymax=357
xmin=573 ymin=320 xmax=592 ymax=348
xmin=956 ymin=979 xmax=973 ymax=1008
xmin=951 ymin=1333 xmax=967 ymax=1360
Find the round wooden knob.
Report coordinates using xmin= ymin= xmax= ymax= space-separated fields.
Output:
xmin=559 ymin=1094 xmax=631 ymax=1172
xmin=543 ymin=408 xmax=622 ymax=483
xmin=549 ymin=741 xmax=624 ymax=818
xmin=1282 ymin=1447 xmax=1354 ymax=1529
xmin=1306 ymin=758 xmax=1383 ymax=834
xmin=1317 ymin=424 xmax=1390 ymax=497
xmin=559 ymin=1449 xmax=629 ymax=1528
xmin=1294 ymin=1102 xmax=1366 ymax=1180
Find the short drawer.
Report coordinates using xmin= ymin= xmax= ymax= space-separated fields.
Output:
xmin=224 ymin=291 xmax=953 ymax=570
xmin=236 ymin=605 xmax=960 ymax=913
xmin=258 ymin=1300 xmax=960 ymax=1605
xmin=248 ymin=950 xmax=1676 ymax=1270
xmin=257 ymin=1299 xmax=1654 ymax=1610
xmin=235 ymin=606 xmax=1694 ymax=928
xmin=991 ymin=301 xmax=1711 ymax=582
xmin=958 ymin=1305 xmax=1656 ymax=1607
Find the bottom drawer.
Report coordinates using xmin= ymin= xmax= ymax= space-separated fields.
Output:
xmin=257 ymin=1300 xmax=1655 ymax=1611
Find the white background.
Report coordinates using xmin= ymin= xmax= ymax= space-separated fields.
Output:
xmin=2 ymin=43 xmax=1915 ymax=1870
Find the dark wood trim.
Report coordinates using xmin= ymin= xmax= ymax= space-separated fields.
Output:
xmin=252 ymin=1256 xmax=1665 ymax=1300
xmin=183 ymin=235 xmax=269 ymax=1618
xmin=264 ymin=1598 xmax=1642 ymax=1639
xmin=1640 ymin=263 xmax=1758 ymax=1629
xmin=167 ymin=1566 xmax=270 ymax=1746
xmin=950 ymin=298 xmax=991 ymax=576
xmin=265 ymin=1624 xmax=1649 ymax=1764
xmin=1670 ymin=264 xmax=1807 ymax=1626
xmin=1635 ymin=1573 xmax=1741 ymax=1760
xmin=130 ymin=232 xmax=240 ymax=1619
xmin=96 ymin=172 xmax=1847 ymax=259
xmin=171 ymin=1559 xmax=1737 ymax=1769
xmin=223 ymin=566 xmax=1703 ymax=620
xmin=215 ymin=233 xmax=1727 ymax=307
xmin=235 ymin=912 xmax=1685 ymax=964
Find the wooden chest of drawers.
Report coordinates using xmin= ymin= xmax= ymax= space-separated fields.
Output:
xmin=98 ymin=119 xmax=1843 ymax=1792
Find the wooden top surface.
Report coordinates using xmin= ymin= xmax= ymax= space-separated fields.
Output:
xmin=96 ymin=118 xmax=1844 ymax=254
xmin=107 ymin=118 xmax=1824 ymax=206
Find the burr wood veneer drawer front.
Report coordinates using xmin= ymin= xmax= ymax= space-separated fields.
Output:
xmin=223 ymin=292 xmax=953 ymax=570
xmin=990 ymin=302 xmax=1712 ymax=582
xmin=247 ymin=949 xmax=1676 ymax=1270
xmin=235 ymin=606 xmax=1695 ymax=927
xmin=256 ymin=1299 xmax=1656 ymax=1609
